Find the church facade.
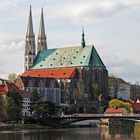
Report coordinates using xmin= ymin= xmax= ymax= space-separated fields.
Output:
xmin=19 ymin=6 xmax=108 ymax=113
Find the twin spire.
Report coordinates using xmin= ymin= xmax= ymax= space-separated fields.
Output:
xmin=26 ymin=6 xmax=86 ymax=52
xmin=26 ymin=6 xmax=47 ymax=53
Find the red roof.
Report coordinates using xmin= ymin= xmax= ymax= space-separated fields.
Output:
xmin=105 ymin=108 xmax=127 ymax=114
xmin=0 ymin=82 xmax=19 ymax=95
xmin=21 ymin=68 xmax=76 ymax=79
xmin=0 ymin=85 xmax=6 ymax=94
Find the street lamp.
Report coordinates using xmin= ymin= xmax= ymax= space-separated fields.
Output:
xmin=74 ymin=99 xmax=77 ymax=113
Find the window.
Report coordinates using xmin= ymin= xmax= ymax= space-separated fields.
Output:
xmin=25 ymin=57 xmax=28 ymax=62
xmin=29 ymin=57 xmax=31 ymax=62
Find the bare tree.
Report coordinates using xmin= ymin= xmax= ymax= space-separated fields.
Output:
xmin=8 ymin=73 xmax=17 ymax=83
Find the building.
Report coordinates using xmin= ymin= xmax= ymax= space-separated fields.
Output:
xmin=108 ymin=77 xmax=130 ymax=101
xmin=17 ymin=6 xmax=108 ymax=113
xmin=0 ymin=78 xmax=19 ymax=95
xmin=130 ymin=84 xmax=140 ymax=100
xmin=105 ymin=107 xmax=127 ymax=116
xmin=132 ymin=99 xmax=140 ymax=114
xmin=21 ymin=92 xmax=31 ymax=117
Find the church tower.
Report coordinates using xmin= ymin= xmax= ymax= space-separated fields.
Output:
xmin=24 ymin=6 xmax=36 ymax=71
xmin=37 ymin=8 xmax=47 ymax=53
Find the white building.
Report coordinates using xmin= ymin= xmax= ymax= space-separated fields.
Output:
xmin=109 ymin=77 xmax=130 ymax=101
xmin=22 ymin=93 xmax=31 ymax=117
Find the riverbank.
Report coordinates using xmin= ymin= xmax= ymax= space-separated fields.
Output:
xmin=0 ymin=123 xmax=52 ymax=131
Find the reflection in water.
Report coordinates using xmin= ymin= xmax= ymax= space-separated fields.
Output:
xmin=0 ymin=123 xmax=140 ymax=140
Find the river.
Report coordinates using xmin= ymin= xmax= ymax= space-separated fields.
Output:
xmin=0 ymin=123 xmax=140 ymax=140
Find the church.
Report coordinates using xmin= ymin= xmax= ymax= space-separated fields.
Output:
xmin=18 ymin=6 xmax=108 ymax=113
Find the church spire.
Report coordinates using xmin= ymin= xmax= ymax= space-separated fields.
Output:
xmin=26 ymin=5 xmax=34 ymax=37
xmin=37 ymin=7 xmax=47 ymax=52
xmin=81 ymin=28 xmax=85 ymax=48
xmin=24 ymin=6 xmax=36 ymax=71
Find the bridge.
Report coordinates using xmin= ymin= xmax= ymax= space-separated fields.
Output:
xmin=51 ymin=114 xmax=140 ymax=126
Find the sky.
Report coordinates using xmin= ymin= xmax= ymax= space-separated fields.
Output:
xmin=0 ymin=0 xmax=140 ymax=84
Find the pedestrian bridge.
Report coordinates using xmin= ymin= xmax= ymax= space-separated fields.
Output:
xmin=51 ymin=114 xmax=140 ymax=125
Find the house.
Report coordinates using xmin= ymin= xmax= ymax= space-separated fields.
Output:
xmin=21 ymin=92 xmax=31 ymax=117
xmin=105 ymin=107 xmax=127 ymax=116
xmin=132 ymin=99 xmax=140 ymax=114
xmin=0 ymin=79 xmax=19 ymax=95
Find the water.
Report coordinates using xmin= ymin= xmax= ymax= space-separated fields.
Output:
xmin=0 ymin=123 xmax=140 ymax=140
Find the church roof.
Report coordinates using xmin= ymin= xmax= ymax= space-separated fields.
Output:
xmin=32 ymin=45 xmax=105 ymax=69
xmin=21 ymin=68 xmax=76 ymax=79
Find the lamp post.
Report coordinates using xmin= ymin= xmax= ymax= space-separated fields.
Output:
xmin=74 ymin=99 xmax=77 ymax=113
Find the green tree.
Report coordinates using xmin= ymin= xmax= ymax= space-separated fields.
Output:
xmin=30 ymin=89 xmax=58 ymax=121
xmin=4 ymin=91 xmax=23 ymax=122
xmin=4 ymin=96 xmax=16 ymax=121
xmin=109 ymin=99 xmax=132 ymax=113
xmin=39 ymin=101 xmax=56 ymax=118
xmin=0 ymin=95 xmax=4 ymax=119
xmin=8 ymin=73 xmax=17 ymax=83
xmin=30 ymin=89 xmax=41 ymax=119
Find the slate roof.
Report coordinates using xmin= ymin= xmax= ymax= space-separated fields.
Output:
xmin=32 ymin=45 xmax=105 ymax=69
xmin=109 ymin=77 xmax=130 ymax=85
xmin=21 ymin=68 xmax=76 ymax=79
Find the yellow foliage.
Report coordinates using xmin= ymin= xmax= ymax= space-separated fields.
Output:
xmin=109 ymin=99 xmax=132 ymax=113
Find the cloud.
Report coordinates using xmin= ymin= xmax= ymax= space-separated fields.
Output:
xmin=0 ymin=40 xmax=24 ymax=76
xmin=102 ymin=53 xmax=140 ymax=82
xmin=45 ymin=0 xmax=140 ymax=24
xmin=0 ymin=0 xmax=140 ymax=84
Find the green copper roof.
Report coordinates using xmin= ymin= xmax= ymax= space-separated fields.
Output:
xmin=32 ymin=45 xmax=105 ymax=69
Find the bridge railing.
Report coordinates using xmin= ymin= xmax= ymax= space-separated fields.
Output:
xmin=60 ymin=113 xmax=140 ymax=118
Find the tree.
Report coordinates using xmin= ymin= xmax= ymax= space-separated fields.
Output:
xmin=109 ymin=99 xmax=132 ymax=113
xmin=8 ymin=73 xmax=17 ymax=83
xmin=3 ymin=91 xmax=23 ymax=122
xmin=0 ymin=95 xmax=5 ymax=120
xmin=30 ymin=89 xmax=57 ymax=120
xmin=39 ymin=101 xmax=56 ymax=118
xmin=4 ymin=96 xmax=16 ymax=121
xmin=30 ymin=89 xmax=41 ymax=119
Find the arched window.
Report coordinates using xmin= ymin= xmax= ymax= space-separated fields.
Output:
xmin=39 ymin=79 xmax=45 ymax=87
xmin=28 ymin=79 xmax=34 ymax=87
xmin=49 ymin=79 xmax=56 ymax=88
